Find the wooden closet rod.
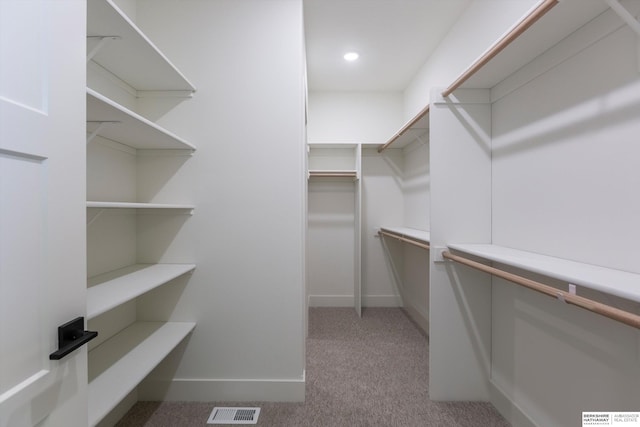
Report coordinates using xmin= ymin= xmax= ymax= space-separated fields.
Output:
xmin=379 ymin=230 xmax=430 ymax=251
xmin=309 ymin=171 xmax=357 ymax=178
xmin=441 ymin=0 xmax=559 ymax=97
xmin=442 ymin=250 xmax=640 ymax=330
xmin=377 ymin=104 xmax=430 ymax=153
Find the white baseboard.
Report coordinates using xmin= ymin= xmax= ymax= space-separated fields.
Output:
xmin=363 ymin=295 xmax=402 ymax=307
xmin=402 ymin=304 xmax=429 ymax=335
xmin=308 ymin=295 xmax=353 ymax=307
xmin=308 ymin=294 xmax=401 ymax=307
xmin=489 ymin=380 xmax=538 ymax=427
xmin=138 ymin=372 xmax=305 ymax=402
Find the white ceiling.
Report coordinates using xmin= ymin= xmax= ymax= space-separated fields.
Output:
xmin=303 ymin=0 xmax=471 ymax=92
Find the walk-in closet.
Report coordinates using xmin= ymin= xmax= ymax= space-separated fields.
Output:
xmin=2 ymin=1 xmax=640 ymax=426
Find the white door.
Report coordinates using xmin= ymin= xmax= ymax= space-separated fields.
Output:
xmin=0 ymin=1 xmax=87 ymax=426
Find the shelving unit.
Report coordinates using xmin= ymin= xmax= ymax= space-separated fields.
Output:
xmin=446 ymin=244 xmax=640 ymax=303
xmin=86 ymin=0 xmax=197 ymax=424
xmin=88 ymin=322 xmax=196 ymax=427
xmin=87 ymin=264 xmax=196 ymax=319
xmin=307 ymin=143 xmax=362 ymax=315
xmin=427 ymin=0 xmax=640 ymax=418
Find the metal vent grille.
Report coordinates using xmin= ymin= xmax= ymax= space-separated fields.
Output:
xmin=207 ymin=407 xmax=261 ymax=424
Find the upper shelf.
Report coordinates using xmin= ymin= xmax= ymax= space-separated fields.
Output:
xmin=447 ymin=244 xmax=640 ymax=304
xmin=87 ymin=89 xmax=196 ymax=150
xmin=87 ymin=0 xmax=196 ymax=93
xmin=443 ymin=0 xmax=611 ymax=95
xmin=377 ymin=104 xmax=430 ymax=153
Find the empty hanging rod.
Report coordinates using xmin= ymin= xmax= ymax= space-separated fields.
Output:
xmin=442 ymin=250 xmax=640 ymax=330
xmin=377 ymin=104 xmax=430 ymax=153
xmin=378 ymin=230 xmax=430 ymax=251
xmin=308 ymin=171 xmax=358 ymax=178
xmin=441 ymin=0 xmax=559 ymax=97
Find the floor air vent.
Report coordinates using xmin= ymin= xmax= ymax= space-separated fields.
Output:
xmin=207 ymin=407 xmax=261 ymax=424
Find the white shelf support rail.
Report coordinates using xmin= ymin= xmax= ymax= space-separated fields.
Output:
xmin=86 ymin=121 xmax=120 ymax=144
xmin=442 ymin=250 xmax=640 ymax=330
xmin=86 ymin=36 xmax=122 ymax=63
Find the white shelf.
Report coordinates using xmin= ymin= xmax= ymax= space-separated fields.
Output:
xmin=87 ymin=0 xmax=196 ymax=92
xmin=87 ymin=201 xmax=195 ymax=209
xmin=456 ymin=0 xmax=609 ymax=91
xmin=87 ymin=264 xmax=196 ymax=319
xmin=88 ymin=321 xmax=196 ymax=427
xmin=380 ymin=226 xmax=430 ymax=244
xmin=447 ymin=244 xmax=640 ymax=303
xmin=87 ymin=89 xmax=196 ymax=150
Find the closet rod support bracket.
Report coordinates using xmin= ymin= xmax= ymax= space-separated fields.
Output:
xmin=434 ymin=247 xmax=447 ymax=263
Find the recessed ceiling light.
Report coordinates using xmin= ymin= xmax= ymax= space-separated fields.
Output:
xmin=344 ymin=52 xmax=359 ymax=61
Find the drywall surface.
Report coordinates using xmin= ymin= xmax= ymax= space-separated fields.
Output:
xmin=133 ymin=0 xmax=306 ymax=401
xmin=307 ymin=180 xmax=357 ymax=306
xmin=490 ymin=5 xmax=640 ymax=426
xmin=307 ymin=91 xmax=403 ymax=143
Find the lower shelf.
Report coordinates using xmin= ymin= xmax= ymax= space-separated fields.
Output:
xmin=88 ymin=321 xmax=196 ymax=427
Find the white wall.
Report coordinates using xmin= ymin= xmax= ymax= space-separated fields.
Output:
xmin=307 ymin=91 xmax=403 ymax=142
xmin=489 ymin=4 xmax=640 ymax=426
xmin=131 ymin=0 xmax=306 ymax=401
xmin=307 ymin=180 xmax=357 ymax=306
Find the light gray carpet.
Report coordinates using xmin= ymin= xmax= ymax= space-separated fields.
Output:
xmin=115 ymin=307 xmax=510 ymax=426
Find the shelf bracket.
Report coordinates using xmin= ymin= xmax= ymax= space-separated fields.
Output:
xmin=86 ymin=208 xmax=105 ymax=227
xmin=604 ymin=0 xmax=640 ymax=72
xmin=86 ymin=121 xmax=120 ymax=144
xmin=86 ymin=36 xmax=122 ymax=63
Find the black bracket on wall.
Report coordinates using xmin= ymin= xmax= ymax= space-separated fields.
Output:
xmin=49 ymin=317 xmax=98 ymax=360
